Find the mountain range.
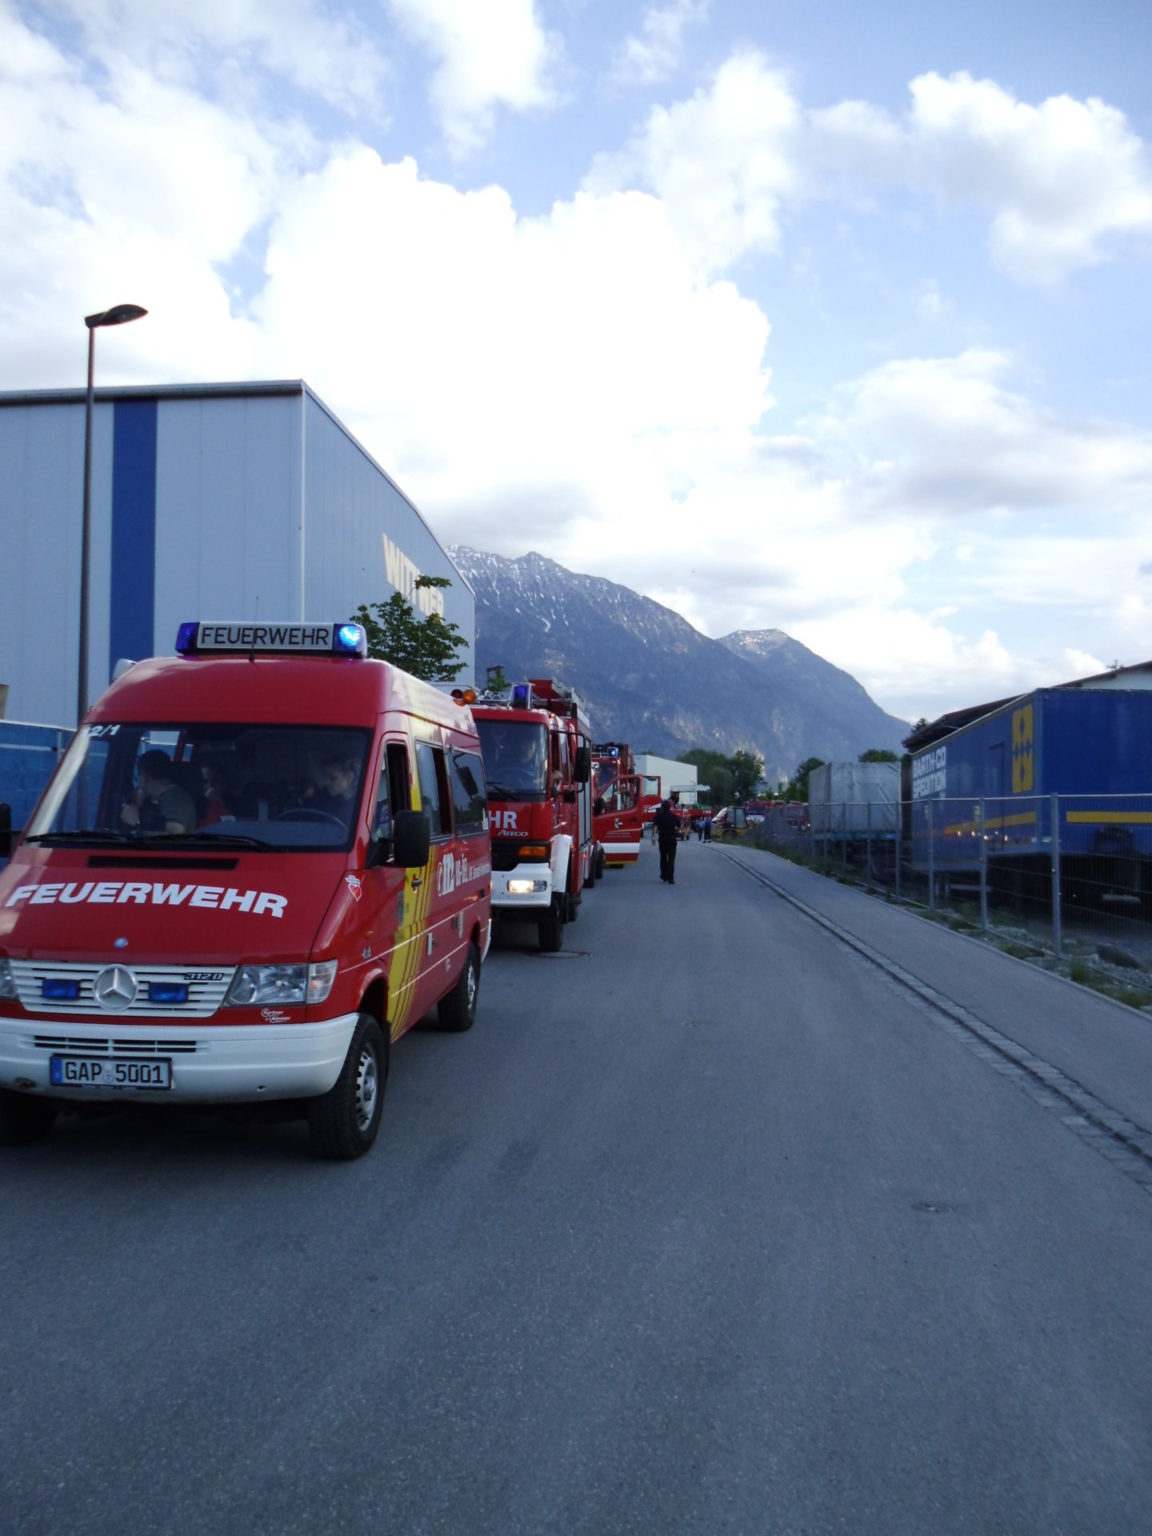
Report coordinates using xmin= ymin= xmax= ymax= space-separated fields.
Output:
xmin=449 ymin=547 xmax=910 ymax=784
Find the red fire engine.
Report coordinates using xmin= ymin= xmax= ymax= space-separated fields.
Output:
xmin=472 ymin=679 xmax=597 ymax=951
xmin=592 ymin=743 xmax=662 ymax=868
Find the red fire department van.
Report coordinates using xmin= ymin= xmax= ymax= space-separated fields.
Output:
xmin=592 ymin=743 xmax=662 ymax=867
xmin=472 ymin=678 xmax=595 ymax=952
xmin=0 ymin=621 xmax=491 ymax=1159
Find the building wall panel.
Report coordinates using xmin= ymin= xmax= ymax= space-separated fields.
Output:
xmin=153 ymin=394 xmax=302 ymax=651
xmin=0 ymin=382 xmax=473 ymax=727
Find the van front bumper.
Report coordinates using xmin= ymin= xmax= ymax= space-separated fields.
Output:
xmin=0 ymin=1012 xmax=359 ymax=1104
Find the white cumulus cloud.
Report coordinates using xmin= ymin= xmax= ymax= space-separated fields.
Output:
xmin=609 ymin=0 xmax=710 ymax=87
xmin=387 ymin=0 xmax=561 ymax=155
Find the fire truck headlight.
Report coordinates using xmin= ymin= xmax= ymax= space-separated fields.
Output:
xmin=225 ymin=961 xmax=337 ymax=1007
xmin=0 ymin=958 xmax=16 ymax=1001
xmin=508 ymin=878 xmax=549 ymax=894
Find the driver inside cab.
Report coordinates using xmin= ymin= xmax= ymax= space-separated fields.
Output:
xmin=307 ymin=755 xmax=360 ymax=824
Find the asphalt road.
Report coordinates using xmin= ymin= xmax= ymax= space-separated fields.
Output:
xmin=3 ymin=837 xmax=1152 ymax=1535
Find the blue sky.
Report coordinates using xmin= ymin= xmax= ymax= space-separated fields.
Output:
xmin=3 ymin=0 xmax=1151 ymax=723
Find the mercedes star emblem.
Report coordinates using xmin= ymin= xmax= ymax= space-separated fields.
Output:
xmin=93 ymin=965 xmax=138 ymax=1011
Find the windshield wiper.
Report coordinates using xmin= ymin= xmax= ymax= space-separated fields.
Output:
xmin=164 ymin=833 xmax=279 ymax=851
xmin=486 ymin=782 xmax=543 ymax=799
xmin=22 ymin=830 xmax=136 ymax=845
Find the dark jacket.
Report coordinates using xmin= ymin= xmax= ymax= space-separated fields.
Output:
xmin=653 ymin=806 xmax=681 ymax=844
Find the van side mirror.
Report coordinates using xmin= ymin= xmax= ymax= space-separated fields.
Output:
xmin=574 ymin=745 xmax=591 ymax=783
xmin=392 ymin=809 xmax=431 ymax=869
xmin=0 ymin=803 xmax=10 ymax=861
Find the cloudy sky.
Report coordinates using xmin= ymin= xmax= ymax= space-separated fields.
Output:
xmin=3 ymin=0 xmax=1151 ymax=722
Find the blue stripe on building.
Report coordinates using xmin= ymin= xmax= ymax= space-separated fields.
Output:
xmin=109 ymin=399 xmax=158 ymax=671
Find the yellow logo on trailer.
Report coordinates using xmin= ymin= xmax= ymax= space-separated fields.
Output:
xmin=1011 ymin=704 xmax=1034 ymax=793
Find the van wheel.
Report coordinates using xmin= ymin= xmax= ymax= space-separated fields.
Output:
xmin=438 ymin=942 xmax=480 ymax=1032
xmin=307 ymin=1015 xmax=387 ymax=1160
xmin=538 ymin=899 xmax=564 ymax=953
xmin=0 ymin=1090 xmax=58 ymax=1146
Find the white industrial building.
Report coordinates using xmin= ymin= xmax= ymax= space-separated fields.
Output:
xmin=636 ymin=754 xmax=698 ymax=805
xmin=0 ymin=380 xmax=474 ymax=727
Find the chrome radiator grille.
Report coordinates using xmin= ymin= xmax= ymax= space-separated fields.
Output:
xmin=10 ymin=961 xmax=234 ymax=1018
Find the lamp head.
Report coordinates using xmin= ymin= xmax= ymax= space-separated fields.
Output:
xmin=85 ymin=304 xmax=148 ymax=329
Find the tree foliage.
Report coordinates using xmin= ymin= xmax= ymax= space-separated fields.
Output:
xmin=677 ymin=747 xmax=764 ymax=807
xmin=858 ymin=748 xmax=899 ymax=763
xmin=730 ymin=749 xmax=764 ymax=802
xmin=353 ymin=576 xmax=469 ymax=683
xmin=784 ymin=756 xmax=826 ymax=801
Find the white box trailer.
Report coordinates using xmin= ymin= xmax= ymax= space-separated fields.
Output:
xmin=808 ymin=761 xmax=899 ymax=836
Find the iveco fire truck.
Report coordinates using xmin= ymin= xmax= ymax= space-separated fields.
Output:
xmin=472 ymin=679 xmax=596 ymax=952
xmin=592 ymin=743 xmax=662 ymax=868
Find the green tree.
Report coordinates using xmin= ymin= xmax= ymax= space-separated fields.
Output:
xmin=729 ymin=749 xmax=764 ymax=803
xmin=353 ymin=576 xmax=469 ymax=683
xmin=784 ymin=756 xmax=826 ymax=801
xmin=677 ymin=748 xmax=733 ymax=808
xmin=484 ymin=664 xmax=510 ymax=692
xmin=858 ymin=748 xmax=899 ymax=763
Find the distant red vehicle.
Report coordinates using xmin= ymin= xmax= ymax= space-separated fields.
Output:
xmin=592 ymin=743 xmax=661 ymax=868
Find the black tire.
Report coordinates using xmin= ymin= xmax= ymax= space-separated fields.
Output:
xmin=594 ymin=847 xmax=606 ymax=881
xmin=438 ymin=941 xmax=480 ymax=1032
xmin=584 ymin=852 xmax=597 ymax=889
xmin=307 ymin=1014 xmax=387 ymax=1160
xmin=0 ymin=1090 xmax=58 ymax=1147
xmin=538 ymin=898 xmax=564 ymax=953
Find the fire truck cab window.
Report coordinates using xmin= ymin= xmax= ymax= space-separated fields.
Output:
xmin=553 ymin=730 xmax=569 ymax=783
xmin=475 ymin=720 xmax=548 ymax=799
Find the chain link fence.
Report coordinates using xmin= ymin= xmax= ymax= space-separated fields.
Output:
xmin=0 ymin=723 xmax=73 ymax=861
xmin=749 ymin=795 xmax=1152 ymax=976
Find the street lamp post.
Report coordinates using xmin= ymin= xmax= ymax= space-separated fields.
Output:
xmin=78 ymin=303 xmax=147 ymax=724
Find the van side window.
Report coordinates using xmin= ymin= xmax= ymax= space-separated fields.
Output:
xmin=447 ymin=749 xmax=486 ymax=835
xmin=387 ymin=742 xmax=410 ymax=814
xmin=415 ymin=741 xmax=452 ymax=838
xmin=373 ymin=763 xmax=393 ymax=844
xmin=371 ymin=743 xmax=412 ymax=861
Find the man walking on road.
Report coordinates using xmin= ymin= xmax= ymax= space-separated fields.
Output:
xmin=653 ymin=798 xmax=681 ymax=884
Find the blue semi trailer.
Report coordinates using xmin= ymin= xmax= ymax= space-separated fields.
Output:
xmin=908 ymin=687 xmax=1152 ymax=903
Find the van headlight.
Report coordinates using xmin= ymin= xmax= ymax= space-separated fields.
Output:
xmin=224 ymin=960 xmax=338 ymax=1007
xmin=0 ymin=958 xmax=15 ymax=1001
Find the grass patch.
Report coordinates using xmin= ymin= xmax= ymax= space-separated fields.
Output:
xmin=995 ymin=939 xmax=1046 ymax=961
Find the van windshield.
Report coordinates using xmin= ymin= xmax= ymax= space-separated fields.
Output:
xmin=24 ymin=723 xmax=372 ymax=851
xmin=475 ymin=720 xmax=548 ymax=800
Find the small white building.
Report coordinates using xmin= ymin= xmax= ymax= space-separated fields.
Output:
xmin=635 ymin=753 xmax=698 ymax=806
xmin=0 ymin=379 xmax=473 ymax=726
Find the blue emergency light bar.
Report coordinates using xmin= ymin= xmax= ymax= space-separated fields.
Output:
xmin=176 ymin=622 xmax=367 ymax=658
xmin=511 ymin=683 xmax=532 ymax=708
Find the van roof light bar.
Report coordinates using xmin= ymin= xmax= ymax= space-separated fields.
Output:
xmin=175 ymin=621 xmax=368 ymax=658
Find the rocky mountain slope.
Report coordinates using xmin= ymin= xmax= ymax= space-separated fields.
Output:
xmin=450 ymin=547 xmax=909 ymax=783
